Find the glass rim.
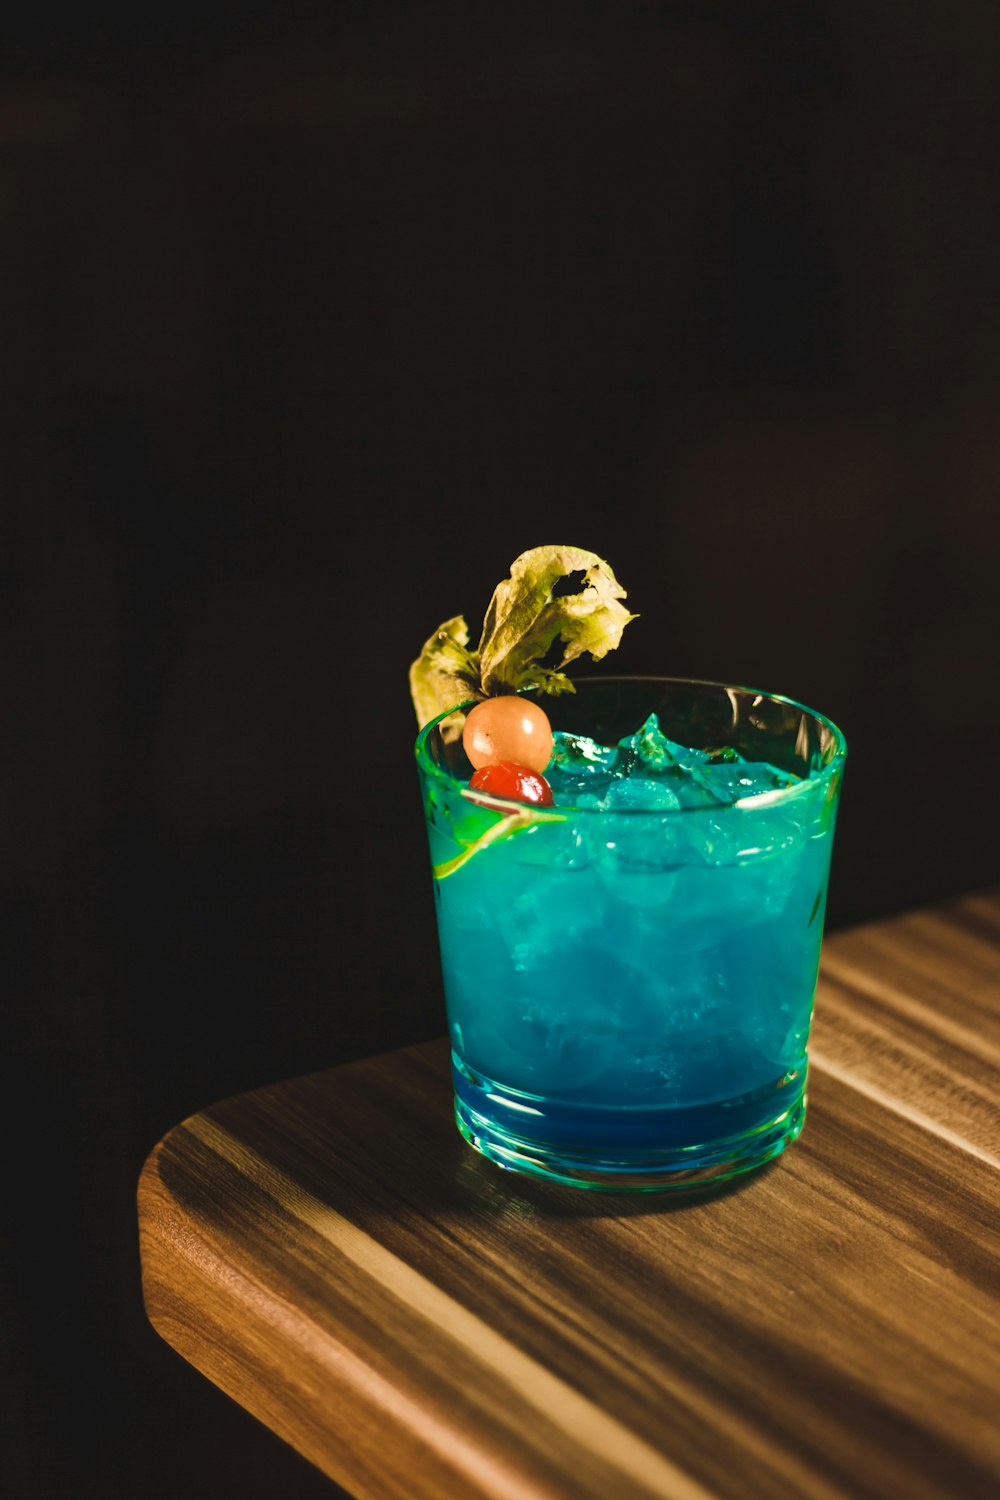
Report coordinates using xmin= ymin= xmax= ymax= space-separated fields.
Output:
xmin=414 ymin=673 xmax=847 ymax=818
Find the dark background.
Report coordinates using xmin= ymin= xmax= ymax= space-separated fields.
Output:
xmin=4 ymin=4 xmax=999 ymax=1496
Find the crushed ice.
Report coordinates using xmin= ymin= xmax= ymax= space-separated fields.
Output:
xmin=545 ymin=713 xmax=799 ymax=811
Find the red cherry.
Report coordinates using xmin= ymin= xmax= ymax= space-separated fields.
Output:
xmin=468 ymin=760 xmax=554 ymax=807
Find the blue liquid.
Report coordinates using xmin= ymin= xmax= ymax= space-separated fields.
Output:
xmin=428 ymin=779 xmax=835 ymax=1188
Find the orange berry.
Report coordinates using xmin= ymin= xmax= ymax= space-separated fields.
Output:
xmin=463 ymin=697 xmax=553 ymax=773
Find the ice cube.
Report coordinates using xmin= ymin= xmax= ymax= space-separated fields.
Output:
xmin=491 ymin=859 xmax=606 ymax=968
xmin=549 ymin=730 xmax=619 ymax=776
xmin=696 ymin=760 xmax=800 ymax=804
xmin=507 ymin=815 xmax=593 ymax=869
xmin=547 ymin=730 xmax=619 ymax=804
xmin=605 ymin=777 xmax=681 ymax=812
xmin=616 ymin=712 xmax=678 ymax=771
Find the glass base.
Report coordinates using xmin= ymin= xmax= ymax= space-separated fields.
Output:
xmin=453 ymin=1060 xmax=807 ymax=1193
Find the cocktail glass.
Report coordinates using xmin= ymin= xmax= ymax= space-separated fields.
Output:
xmin=415 ymin=677 xmax=846 ymax=1191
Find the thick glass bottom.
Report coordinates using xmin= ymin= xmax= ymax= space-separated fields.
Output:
xmin=453 ymin=1054 xmax=807 ymax=1192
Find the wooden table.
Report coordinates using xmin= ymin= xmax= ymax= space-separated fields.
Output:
xmin=138 ymin=888 xmax=1000 ymax=1499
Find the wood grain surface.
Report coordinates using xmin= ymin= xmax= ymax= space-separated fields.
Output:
xmin=138 ymin=888 xmax=1000 ymax=1499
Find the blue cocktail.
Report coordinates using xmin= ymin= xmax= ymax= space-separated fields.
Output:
xmin=416 ymin=677 xmax=846 ymax=1190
